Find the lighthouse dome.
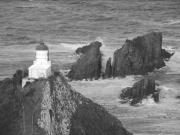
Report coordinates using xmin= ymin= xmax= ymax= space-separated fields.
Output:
xmin=36 ymin=42 xmax=49 ymax=50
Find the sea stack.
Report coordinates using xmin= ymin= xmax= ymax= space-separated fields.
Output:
xmin=68 ymin=41 xmax=102 ymax=80
xmin=112 ymin=32 xmax=171 ymax=77
xmin=104 ymin=57 xmax=112 ymax=78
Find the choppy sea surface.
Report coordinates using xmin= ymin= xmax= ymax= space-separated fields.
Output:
xmin=1 ymin=0 xmax=180 ymax=134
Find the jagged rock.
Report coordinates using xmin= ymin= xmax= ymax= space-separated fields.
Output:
xmin=120 ymin=78 xmax=159 ymax=106
xmin=104 ymin=57 xmax=112 ymax=78
xmin=0 ymin=71 xmax=132 ymax=135
xmin=112 ymin=32 xmax=170 ymax=77
xmin=68 ymin=41 xmax=102 ymax=80
xmin=161 ymin=49 xmax=174 ymax=61
xmin=13 ymin=69 xmax=28 ymax=85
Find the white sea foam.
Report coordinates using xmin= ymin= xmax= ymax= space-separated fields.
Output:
xmin=60 ymin=42 xmax=87 ymax=50
xmin=137 ymin=18 xmax=180 ymax=28
xmin=60 ymin=37 xmax=115 ymax=72
xmin=70 ymin=73 xmax=180 ymax=108
xmin=70 ymin=75 xmax=137 ymax=104
xmin=127 ymin=84 xmax=179 ymax=107
xmin=98 ymin=37 xmax=114 ymax=72
xmin=158 ymin=84 xmax=180 ymax=100
xmin=163 ymin=37 xmax=180 ymax=43
xmin=95 ymin=37 xmax=104 ymax=44
xmin=166 ymin=19 xmax=180 ymax=25
xmin=162 ymin=46 xmax=176 ymax=54
xmin=165 ymin=48 xmax=180 ymax=74
xmin=141 ymin=96 xmax=156 ymax=106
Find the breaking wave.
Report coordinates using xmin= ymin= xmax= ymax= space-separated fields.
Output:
xmin=60 ymin=37 xmax=115 ymax=72
xmin=70 ymin=75 xmax=138 ymax=104
xmin=166 ymin=19 xmax=180 ymax=25
xmin=60 ymin=42 xmax=87 ymax=50
xmin=165 ymin=48 xmax=180 ymax=74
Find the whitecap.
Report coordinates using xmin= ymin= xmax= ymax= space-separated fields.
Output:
xmin=158 ymin=85 xmax=179 ymax=100
xmin=163 ymin=37 xmax=180 ymax=43
xmin=162 ymin=46 xmax=176 ymax=54
xmin=165 ymin=48 xmax=180 ymax=74
xmin=59 ymin=37 xmax=115 ymax=72
xmin=141 ymin=95 xmax=157 ymax=106
xmin=166 ymin=19 xmax=180 ymax=25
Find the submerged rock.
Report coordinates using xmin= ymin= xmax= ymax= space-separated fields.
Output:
xmin=68 ymin=41 xmax=102 ymax=80
xmin=120 ymin=78 xmax=159 ymax=106
xmin=112 ymin=32 xmax=170 ymax=77
xmin=0 ymin=71 xmax=132 ymax=135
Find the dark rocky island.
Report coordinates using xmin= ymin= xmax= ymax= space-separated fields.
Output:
xmin=119 ymin=78 xmax=159 ymax=106
xmin=111 ymin=32 xmax=173 ymax=77
xmin=68 ymin=41 xmax=102 ymax=80
xmin=0 ymin=70 xmax=132 ymax=135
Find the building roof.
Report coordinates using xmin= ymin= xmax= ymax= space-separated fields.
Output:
xmin=36 ymin=42 xmax=49 ymax=50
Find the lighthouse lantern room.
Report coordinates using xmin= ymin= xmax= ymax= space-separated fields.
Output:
xmin=28 ymin=42 xmax=52 ymax=79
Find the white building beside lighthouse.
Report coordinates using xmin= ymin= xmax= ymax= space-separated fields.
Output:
xmin=28 ymin=42 xmax=52 ymax=79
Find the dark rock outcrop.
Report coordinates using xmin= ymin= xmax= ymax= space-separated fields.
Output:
xmin=104 ymin=57 xmax=112 ymax=78
xmin=120 ymin=78 xmax=159 ymax=106
xmin=0 ymin=71 xmax=132 ymax=135
xmin=112 ymin=32 xmax=171 ymax=77
xmin=0 ymin=70 xmax=26 ymax=135
xmin=161 ymin=49 xmax=174 ymax=61
xmin=68 ymin=41 xmax=102 ymax=80
xmin=13 ymin=69 xmax=28 ymax=85
xmin=176 ymin=95 xmax=180 ymax=99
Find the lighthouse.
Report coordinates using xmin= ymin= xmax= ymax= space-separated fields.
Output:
xmin=28 ymin=42 xmax=52 ymax=79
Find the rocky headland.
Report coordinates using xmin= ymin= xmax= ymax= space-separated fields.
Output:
xmin=0 ymin=70 xmax=132 ymax=135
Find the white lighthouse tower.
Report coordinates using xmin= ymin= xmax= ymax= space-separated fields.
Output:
xmin=28 ymin=42 xmax=52 ymax=79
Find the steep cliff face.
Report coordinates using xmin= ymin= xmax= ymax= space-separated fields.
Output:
xmin=0 ymin=71 xmax=132 ymax=135
xmin=112 ymin=32 xmax=168 ymax=77
xmin=31 ymin=73 xmax=132 ymax=135
xmin=0 ymin=70 xmax=27 ymax=135
xmin=68 ymin=41 xmax=102 ymax=80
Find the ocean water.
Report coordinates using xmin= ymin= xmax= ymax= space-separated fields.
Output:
xmin=0 ymin=0 xmax=180 ymax=134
